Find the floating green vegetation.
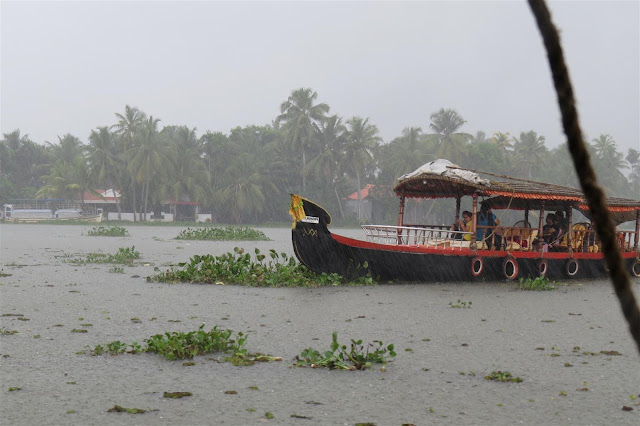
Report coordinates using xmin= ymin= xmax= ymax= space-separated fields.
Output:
xmin=71 ymin=329 xmax=88 ymax=333
xmin=147 ymin=247 xmax=374 ymax=287
xmin=225 ymin=353 xmax=282 ymax=366
xmin=0 ymin=269 xmax=12 ymax=277
xmin=163 ymin=392 xmax=192 ymax=399
xmin=69 ymin=246 xmax=141 ymax=265
xmin=291 ymin=414 xmax=313 ymax=419
xmin=449 ymin=299 xmax=472 ymax=308
xmin=107 ymin=405 xmax=146 ymax=414
xmin=90 ymin=325 xmax=258 ymax=362
xmin=295 ymin=331 xmax=396 ymax=370
xmin=108 ymin=266 xmax=125 ymax=274
xmin=86 ymin=226 xmax=129 ymax=237
xmin=484 ymin=371 xmax=523 ymax=383
xmin=265 ymin=412 xmax=275 ymax=419
xmin=518 ymin=276 xmax=556 ymax=291
xmin=175 ymin=226 xmax=269 ymax=241
xmin=1 ymin=329 xmax=18 ymax=335
xmin=8 ymin=387 xmax=21 ymax=392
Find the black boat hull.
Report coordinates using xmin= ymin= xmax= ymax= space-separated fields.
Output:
xmin=291 ymin=197 xmax=640 ymax=282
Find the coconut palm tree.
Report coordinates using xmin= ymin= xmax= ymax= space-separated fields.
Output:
xmin=491 ymin=132 xmax=514 ymax=150
xmin=514 ymin=131 xmax=548 ymax=179
xmin=428 ymin=108 xmax=472 ymax=164
xmin=277 ymin=88 xmax=329 ymax=193
xmin=344 ymin=117 xmax=381 ymax=221
xmin=87 ymin=126 xmax=122 ymax=218
xmin=36 ymin=156 xmax=93 ymax=204
xmin=48 ymin=134 xmax=84 ymax=165
xmin=112 ymin=105 xmax=147 ymax=220
xmin=164 ymin=126 xmax=209 ymax=217
xmin=217 ymin=153 xmax=278 ymax=223
xmin=626 ymin=148 xmax=640 ymax=196
xmin=384 ymin=127 xmax=432 ymax=180
xmin=128 ymin=116 xmax=166 ymax=220
xmin=1 ymin=130 xmax=49 ymax=193
xmin=304 ymin=115 xmax=347 ymax=218
xmin=591 ymin=134 xmax=617 ymax=159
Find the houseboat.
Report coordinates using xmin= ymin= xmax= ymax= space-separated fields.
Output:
xmin=3 ymin=199 xmax=102 ymax=223
xmin=289 ymin=160 xmax=640 ymax=281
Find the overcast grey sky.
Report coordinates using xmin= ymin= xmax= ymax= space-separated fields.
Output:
xmin=1 ymin=1 xmax=638 ymax=154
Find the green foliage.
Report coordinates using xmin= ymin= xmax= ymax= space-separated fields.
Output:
xmin=86 ymin=226 xmax=129 ymax=237
xmin=147 ymin=247 xmax=374 ymax=287
xmin=518 ymin=276 xmax=556 ymax=291
xmin=175 ymin=226 xmax=269 ymax=241
xmin=163 ymin=392 xmax=192 ymax=399
xmin=484 ymin=371 xmax=523 ymax=383
xmin=295 ymin=331 xmax=396 ymax=370
xmin=449 ymin=299 xmax=472 ymax=308
xmin=91 ymin=325 xmax=247 ymax=360
xmin=107 ymin=405 xmax=146 ymax=414
xmin=71 ymin=246 xmax=140 ymax=265
xmin=145 ymin=325 xmax=246 ymax=360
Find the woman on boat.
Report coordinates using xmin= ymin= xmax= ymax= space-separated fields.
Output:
xmin=451 ymin=211 xmax=472 ymax=240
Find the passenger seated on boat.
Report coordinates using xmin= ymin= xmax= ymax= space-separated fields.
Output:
xmin=554 ymin=211 xmax=568 ymax=234
xmin=477 ymin=204 xmax=500 ymax=249
xmin=535 ymin=214 xmax=558 ymax=252
xmin=450 ymin=211 xmax=472 ymax=241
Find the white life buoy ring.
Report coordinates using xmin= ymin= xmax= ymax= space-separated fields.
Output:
xmin=503 ymin=257 xmax=518 ymax=280
xmin=538 ymin=259 xmax=548 ymax=277
xmin=565 ymin=259 xmax=579 ymax=277
xmin=631 ymin=260 xmax=640 ymax=278
xmin=471 ymin=257 xmax=484 ymax=277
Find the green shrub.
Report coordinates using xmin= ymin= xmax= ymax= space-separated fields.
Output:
xmin=86 ymin=226 xmax=129 ymax=237
xmin=518 ymin=276 xmax=555 ymax=291
xmin=147 ymin=247 xmax=374 ymax=287
xmin=175 ymin=227 xmax=269 ymax=241
xmin=295 ymin=332 xmax=396 ymax=370
xmin=70 ymin=246 xmax=140 ymax=265
xmin=484 ymin=371 xmax=523 ymax=383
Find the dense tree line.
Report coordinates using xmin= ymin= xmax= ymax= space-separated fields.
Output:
xmin=1 ymin=88 xmax=638 ymax=224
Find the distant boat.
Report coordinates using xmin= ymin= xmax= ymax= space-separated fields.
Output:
xmin=3 ymin=199 xmax=102 ymax=223
xmin=289 ymin=159 xmax=640 ymax=281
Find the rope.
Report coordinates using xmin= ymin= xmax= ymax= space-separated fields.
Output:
xmin=528 ymin=0 xmax=640 ymax=354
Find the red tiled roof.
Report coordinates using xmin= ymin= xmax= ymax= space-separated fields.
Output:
xmin=346 ymin=184 xmax=375 ymax=200
xmin=78 ymin=189 xmax=120 ymax=202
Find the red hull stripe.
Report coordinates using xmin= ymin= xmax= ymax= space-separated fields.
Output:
xmin=330 ymin=233 xmax=638 ymax=260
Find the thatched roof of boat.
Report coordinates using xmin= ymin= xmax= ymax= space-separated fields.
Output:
xmin=394 ymin=160 xmax=640 ymax=223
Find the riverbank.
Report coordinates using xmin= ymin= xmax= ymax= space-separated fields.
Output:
xmin=1 ymin=224 xmax=639 ymax=425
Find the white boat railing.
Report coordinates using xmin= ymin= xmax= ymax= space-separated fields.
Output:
xmin=362 ymin=225 xmax=472 ymax=249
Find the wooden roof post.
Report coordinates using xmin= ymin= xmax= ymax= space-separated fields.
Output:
xmin=538 ymin=201 xmax=546 ymax=253
xmin=524 ymin=205 xmax=529 ymax=225
xmin=471 ymin=194 xmax=478 ymax=244
xmin=397 ymin=195 xmax=405 ymax=245
xmin=567 ymin=204 xmax=573 ymax=252
xmin=455 ymin=196 xmax=461 ymax=219
xmin=635 ymin=209 xmax=640 ymax=251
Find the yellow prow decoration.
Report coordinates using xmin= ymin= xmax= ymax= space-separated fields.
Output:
xmin=289 ymin=194 xmax=306 ymax=225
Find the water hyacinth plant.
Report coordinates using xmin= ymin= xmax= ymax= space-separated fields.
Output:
xmin=175 ymin=227 xmax=269 ymax=241
xmin=69 ymin=246 xmax=141 ymax=265
xmin=295 ymin=332 xmax=396 ymax=370
xmin=147 ymin=247 xmax=374 ymax=287
xmin=86 ymin=226 xmax=129 ymax=237
xmin=91 ymin=325 xmax=247 ymax=360
xmin=518 ymin=276 xmax=556 ymax=291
